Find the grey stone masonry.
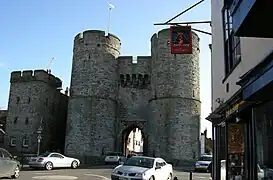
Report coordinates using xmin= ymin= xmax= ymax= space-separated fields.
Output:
xmin=149 ymin=28 xmax=201 ymax=164
xmin=65 ymin=28 xmax=201 ymax=165
xmin=65 ymin=30 xmax=121 ymax=158
xmin=4 ymin=70 xmax=68 ymax=155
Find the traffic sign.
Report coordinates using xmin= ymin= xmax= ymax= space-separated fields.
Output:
xmin=37 ymin=135 xmax=42 ymax=140
xmin=37 ymin=126 xmax=43 ymax=134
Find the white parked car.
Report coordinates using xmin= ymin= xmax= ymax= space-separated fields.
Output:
xmin=111 ymin=156 xmax=173 ymax=180
xmin=29 ymin=152 xmax=80 ymax=170
xmin=194 ymin=154 xmax=212 ymax=172
xmin=104 ymin=152 xmax=126 ymax=165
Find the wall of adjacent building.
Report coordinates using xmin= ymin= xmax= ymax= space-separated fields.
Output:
xmin=211 ymin=0 xmax=273 ymax=111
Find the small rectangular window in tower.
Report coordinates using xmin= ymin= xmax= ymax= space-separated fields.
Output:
xmin=25 ymin=117 xmax=29 ymax=125
xmin=14 ymin=117 xmax=18 ymax=124
xmin=45 ymin=98 xmax=48 ymax=106
xmin=193 ymin=90 xmax=195 ymax=97
xmin=226 ymin=83 xmax=229 ymax=93
xmin=10 ymin=137 xmax=16 ymax=147
xmin=28 ymin=97 xmax=31 ymax=104
xmin=16 ymin=97 xmax=20 ymax=104
xmin=22 ymin=138 xmax=29 ymax=148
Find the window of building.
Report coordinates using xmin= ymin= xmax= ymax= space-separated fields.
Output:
xmin=28 ymin=97 xmax=31 ymax=104
xmin=16 ymin=97 xmax=20 ymax=104
xmin=222 ymin=7 xmax=241 ymax=79
xmin=22 ymin=138 xmax=29 ymax=147
xmin=10 ymin=137 xmax=16 ymax=147
xmin=25 ymin=117 xmax=29 ymax=125
xmin=14 ymin=117 xmax=18 ymax=124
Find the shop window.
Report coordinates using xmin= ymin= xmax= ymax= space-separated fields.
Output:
xmin=255 ymin=102 xmax=273 ymax=180
xmin=227 ymin=123 xmax=245 ymax=179
xmin=222 ymin=7 xmax=241 ymax=81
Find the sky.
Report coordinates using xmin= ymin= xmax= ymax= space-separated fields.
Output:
xmin=0 ymin=0 xmax=212 ymax=137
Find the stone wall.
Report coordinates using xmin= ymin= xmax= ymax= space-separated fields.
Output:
xmin=4 ymin=70 xmax=68 ymax=155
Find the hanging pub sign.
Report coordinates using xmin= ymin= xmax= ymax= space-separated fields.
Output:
xmin=170 ymin=26 xmax=193 ymax=54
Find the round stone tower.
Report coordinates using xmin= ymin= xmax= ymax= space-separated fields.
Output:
xmin=149 ymin=28 xmax=201 ymax=164
xmin=64 ymin=30 xmax=121 ymax=160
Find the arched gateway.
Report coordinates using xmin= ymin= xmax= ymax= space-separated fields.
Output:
xmin=119 ymin=121 xmax=148 ymax=156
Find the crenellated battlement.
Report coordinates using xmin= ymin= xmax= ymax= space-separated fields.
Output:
xmin=73 ymin=30 xmax=121 ymax=57
xmin=10 ymin=69 xmax=62 ymax=88
xmin=117 ymin=56 xmax=151 ymax=74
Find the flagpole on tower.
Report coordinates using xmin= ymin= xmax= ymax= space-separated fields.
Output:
xmin=107 ymin=2 xmax=115 ymax=35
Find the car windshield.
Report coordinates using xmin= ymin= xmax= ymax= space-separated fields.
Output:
xmin=38 ymin=152 xmax=50 ymax=157
xmin=107 ymin=152 xmax=122 ymax=156
xmin=199 ymin=156 xmax=212 ymax=161
xmin=123 ymin=157 xmax=154 ymax=168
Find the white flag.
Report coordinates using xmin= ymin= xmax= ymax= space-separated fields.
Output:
xmin=109 ymin=2 xmax=115 ymax=9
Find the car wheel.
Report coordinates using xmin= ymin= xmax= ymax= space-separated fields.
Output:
xmin=149 ymin=175 xmax=155 ymax=180
xmin=167 ymin=173 xmax=172 ymax=180
xmin=11 ymin=166 xmax=20 ymax=179
xmin=45 ymin=162 xmax=53 ymax=170
xmin=71 ymin=160 xmax=78 ymax=169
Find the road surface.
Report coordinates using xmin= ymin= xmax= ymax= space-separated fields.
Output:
xmin=8 ymin=166 xmax=211 ymax=180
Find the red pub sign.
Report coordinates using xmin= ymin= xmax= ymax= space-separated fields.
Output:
xmin=170 ymin=26 xmax=193 ymax=54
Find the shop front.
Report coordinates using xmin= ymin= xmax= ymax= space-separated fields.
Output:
xmin=208 ymin=51 xmax=273 ymax=180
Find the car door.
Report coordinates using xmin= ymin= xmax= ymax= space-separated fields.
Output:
xmin=49 ymin=153 xmax=66 ymax=167
xmin=159 ymin=161 xmax=168 ymax=180
xmin=1 ymin=149 xmax=14 ymax=175
xmin=154 ymin=160 xmax=164 ymax=180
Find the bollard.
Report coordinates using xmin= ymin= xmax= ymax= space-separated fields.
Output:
xmin=189 ymin=171 xmax=192 ymax=180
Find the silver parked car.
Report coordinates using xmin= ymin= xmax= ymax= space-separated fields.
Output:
xmin=0 ymin=148 xmax=21 ymax=179
xmin=104 ymin=152 xmax=126 ymax=165
xmin=29 ymin=152 xmax=80 ymax=170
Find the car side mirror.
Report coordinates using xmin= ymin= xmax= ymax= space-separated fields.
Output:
xmin=155 ymin=166 xmax=161 ymax=170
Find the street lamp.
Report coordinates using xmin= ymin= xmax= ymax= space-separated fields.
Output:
xmin=36 ymin=126 xmax=43 ymax=156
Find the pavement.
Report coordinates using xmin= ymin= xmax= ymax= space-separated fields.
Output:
xmin=2 ymin=165 xmax=212 ymax=180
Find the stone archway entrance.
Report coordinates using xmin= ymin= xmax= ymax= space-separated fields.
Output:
xmin=120 ymin=122 xmax=148 ymax=156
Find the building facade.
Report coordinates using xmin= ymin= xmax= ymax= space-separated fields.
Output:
xmin=64 ymin=28 xmax=201 ymax=165
xmin=207 ymin=0 xmax=273 ymax=179
xmin=4 ymin=70 xmax=68 ymax=155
